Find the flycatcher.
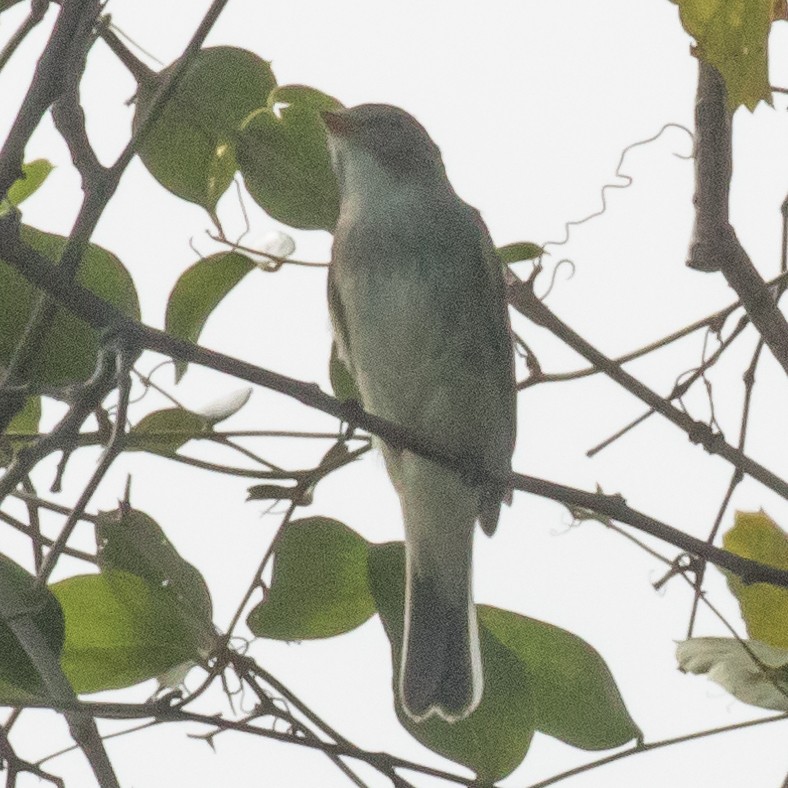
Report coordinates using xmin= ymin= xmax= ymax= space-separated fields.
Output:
xmin=322 ymin=104 xmax=516 ymax=723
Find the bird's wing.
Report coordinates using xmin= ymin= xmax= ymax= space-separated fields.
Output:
xmin=466 ymin=206 xmax=517 ymax=535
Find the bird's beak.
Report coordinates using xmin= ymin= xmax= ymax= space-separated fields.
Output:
xmin=320 ymin=110 xmax=353 ymax=136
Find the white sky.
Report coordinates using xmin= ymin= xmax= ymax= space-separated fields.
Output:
xmin=1 ymin=1 xmax=787 ymax=786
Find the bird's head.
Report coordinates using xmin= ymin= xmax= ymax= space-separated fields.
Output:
xmin=321 ymin=104 xmax=447 ymax=190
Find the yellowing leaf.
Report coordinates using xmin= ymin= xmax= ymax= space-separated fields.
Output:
xmin=670 ymin=0 xmax=774 ymax=109
xmin=52 ymin=571 xmax=203 ymax=694
xmin=723 ymin=510 xmax=788 ymax=648
xmin=5 ymin=160 xmax=53 ymax=209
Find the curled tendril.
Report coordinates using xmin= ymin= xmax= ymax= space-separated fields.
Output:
xmin=543 ymin=122 xmax=694 ymax=253
xmin=538 ymin=257 xmax=576 ymax=300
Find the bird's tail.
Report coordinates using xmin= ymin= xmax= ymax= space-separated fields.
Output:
xmin=394 ymin=453 xmax=483 ymax=723
xmin=400 ymin=565 xmax=481 ymax=722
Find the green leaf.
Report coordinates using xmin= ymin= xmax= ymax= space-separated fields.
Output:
xmin=329 ymin=342 xmax=360 ymax=402
xmin=497 ymin=242 xmax=545 ymax=265
xmin=0 ymin=396 xmax=42 ymax=467
xmin=51 ymin=570 xmax=204 ymax=694
xmin=127 ymin=407 xmax=212 ymax=454
xmin=247 ymin=517 xmax=375 ymax=640
xmin=0 ymin=554 xmax=65 ymax=703
xmin=723 ymin=510 xmax=788 ymax=649
xmin=0 ymin=225 xmax=140 ymax=387
xmin=5 ymin=160 xmax=53 ymax=208
xmin=480 ymin=606 xmax=640 ymax=750
xmin=165 ymin=252 xmax=256 ymax=381
xmin=96 ymin=507 xmax=215 ymax=650
xmin=367 ymin=543 xmax=535 ymax=782
xmin=6 ymin=395 xmax=41 ymax=435
xmin=237 ymin=85 xmax=342 ymax=230
xmin=135 ymin=46 xmax=276 ymax=214
xmin=670 ymin=0 xmax=775 ymax=110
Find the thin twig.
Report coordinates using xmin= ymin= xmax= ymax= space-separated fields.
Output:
xmin=524 ymin=713 xmax=787 ymax=788
xmin=10 ymin=489 xmax=100 ymax=523
xmin=0 ymin=346 xmax=117 ymax=505
xmin=209 ymin=232 xmax=328 ymax=268
xmin=94 ymin=17 xmax=155 ymax=82
xmin=0 ymin=0 xmax=102 ymax=433
xmin=0 ymin=724 xmax=65 ymax=787
xmin=35 ymin=340 xmax=134 ymax=585
xmin=233 ymin=659 xmax=373 ymax=788
xmin=518 ymin=271 xmax=788 ymax=388
xmin=586 ymin=313 xmax=749 ymax=457
xmin=0 ymin=508 xmax=96 ymax=563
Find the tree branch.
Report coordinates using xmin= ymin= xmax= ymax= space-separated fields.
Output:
xmin=687 ymin=60 xmax=788 ymax=375
xmin=507 ymin=275 xmax=788 ymax=500
xmin=0 ymin=0 xmax=100 ymax=198
xmin=1 ymin=219 xmax=787 ymax=588
xmin=518 ymin=270 xmax=787 ymax=391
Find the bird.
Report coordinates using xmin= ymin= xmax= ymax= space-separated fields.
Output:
xmin=322 ymin=104 xmax=516 ymax=723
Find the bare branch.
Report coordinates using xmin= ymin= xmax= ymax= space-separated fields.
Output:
xmin=0 ymin=0 xmax=100 ymax=199
xmin=94 ymin=17 xmax=155 ymax=83
xmin=0 ymin=0 xmax=49 ymax=73
xmin=687 ymin=60 xmax=788 ymax=375
xmin=507 ymin=274 xmax=788 ymax=500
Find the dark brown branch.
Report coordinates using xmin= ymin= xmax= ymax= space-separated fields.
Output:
xmin=519 ymin=271 xmax=788 ymax=389
xmin=0 ymin=0 xmax=99 ymax=199
xmin=51 ymin=78 xmax=105 ymax=185
xmin=0 ymin=0 xmax=49 ymax=73
xmin=0 ymin=340 xmax=117 ymax=504
xmin=0 ymin=725 xmax=65 ymax=787
xmin=4 ymin=609 xmax=120 ymax=787
xmin=687 ymin=61 xmax=788 ymax=375
xmin=95 ymin=18 xmax=155 ymax=83
xmin=35 ymin=340 xmax=134 ymax=585
xmin=1 ymin=221 xmax=787 ymax=589
xmin=509 ymin=473 xmax=786 ymax=585
xmin=0 ymin=507 xmax=96 ymax=562
xmin=585 ymin=313 xmax=749 ymax=458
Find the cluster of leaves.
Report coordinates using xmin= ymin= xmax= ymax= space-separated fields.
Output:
xmin=135 ymin=46 xmax=342 ymax=229
xmin=251 ymin=517 xmax=640 ymax=781
xmin=0 ymin=506 xmax=214 ymax=702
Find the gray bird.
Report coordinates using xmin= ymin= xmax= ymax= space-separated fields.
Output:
xmin=323 ymin=104 xmax=516 ymax=723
